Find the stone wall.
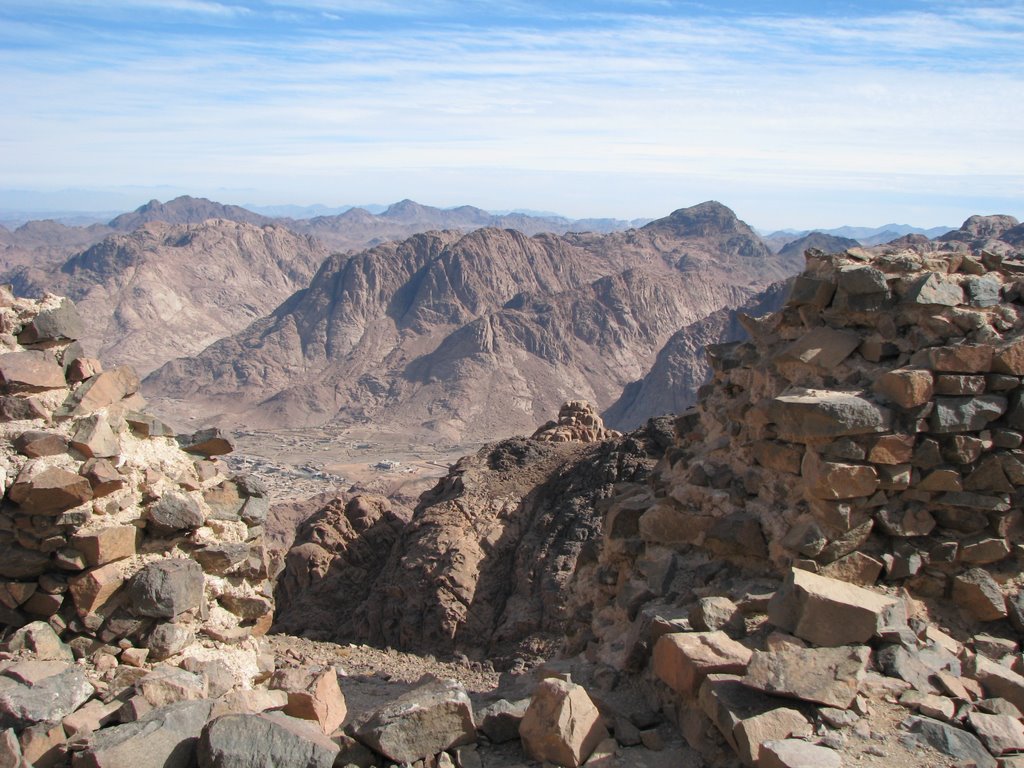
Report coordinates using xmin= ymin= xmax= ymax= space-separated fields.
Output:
xmin=0 ymin=287 xmax=274 ymax=670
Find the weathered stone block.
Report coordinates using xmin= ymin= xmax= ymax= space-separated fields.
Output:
xmin=770 ymin=389 xmax=890 ymax=442
xmin=652 ymin=631 xmax=751 ymax=697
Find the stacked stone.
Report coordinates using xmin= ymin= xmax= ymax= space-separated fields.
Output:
xmin=573 ymin=239 xmax=1024 ymax=766
xmin=0 ymin=287 xmax=274 ymax=670
xmin=532 ymin=400 xmax=622 ymax=443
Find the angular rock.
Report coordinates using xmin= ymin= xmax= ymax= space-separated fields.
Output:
xmin=952 ymin=569 xmax=1007 ymax=621
xmin=873 ymin=368 xmax=934 ymax=409
xmin=3 ymin=621 xmax=72 ymax=662
xmin=179 ymin=429 xmax=234 ymax=457
xmin=269 ymin=666 xmax=346 ymax=735
xmin=0 ymin=351 xmax=66 ymax=392
xmin=138 ymin=667 xmax=208 ymax=708
xmin=917 ymin=344 xmax=994 ymax=373
xmin=146 ymin=623 xmax=195 ymax=662
xmin=518 ymin=678 xmax=606 ymax=768
xmin=774 ymin=327 xmax=861 ymax=372
xmin=72 ymin=526 xmax=138 ymax=567
xmin=14 ymin=431 xmax=67 ymax=458
xmin=768 ymin=568 xmax=906 ymax=646
xmin=770 ymin=389 xmax=890 ymax=442
xmin=0 ymin=664 xmax=93 ymax=730
xmin=0 ymin=543 xmax=50 ymax=580
xmin=18 ymin=300 xmax=83 ymax=344
xmin=903 ymin=715 xmax=996 ymax=768
xmin=79 ymin=458 xmax=125 ymax=497
xmin=689 ymin=596 xmax=741 ymax=632
xmin=58 ymin=366 xmax=140 ymax=417
xmin=8 ymin=461 xmax=92 ymax=515
xmin=801 ymin=452 xmax=878 ymax=500
xmin=127 ymin=559 xmax=205 ymax=619
xmin=759 ymin=738 xmax=842 ymax=768
xmin=73 ymin=699 xmax=213 ymax=768
xmin=477 ymin=698 xmax=529 ymax=744
xmin=969 ymin=655 xmax=1024 ymax=714
xmin=742 ymin=645 xmax=870 ymax=709
xmin=145 ymin=492 xmax=205 ymax=535
xmin=69 ymin=414 xmax=120 ymax=459
xmin=652 ymin=631 xmax=752 ymax=697
xmin=968 ymin=711 xmax=1024 ymax=754
xmin=125 ymin=411 xmax=174 ymax=438
xmin=67 ymin=562 xmax=124 ymax=617
xmin=197 ymin=712 xmax=338 ymax=768
xmin=0 ymin=395 xmax=49 ymax=422
xmin=904 ymin=272 xmax=964 ymax=306
xmin=931 ymin=395 xmax=1006 ymax=433
xmin=355 ymin=679 xmax=475 ymax=764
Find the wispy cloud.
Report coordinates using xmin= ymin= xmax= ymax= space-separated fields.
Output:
xmin=0 ymin=1 xmax=1021 ymax=226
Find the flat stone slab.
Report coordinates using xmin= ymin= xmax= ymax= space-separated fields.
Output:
xmin=653 ymin=631 xmax=752 ymax=697
xmin=742 ymin=645 xmax=870 ymax=709
xmin=768 ymin=568 xmax=906 ymax=646
xmin=769 ymin=389 xmax=890 ymax=442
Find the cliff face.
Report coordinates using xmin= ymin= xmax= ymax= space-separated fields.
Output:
xmin=146 ymin=202 xmax=791 ymax=441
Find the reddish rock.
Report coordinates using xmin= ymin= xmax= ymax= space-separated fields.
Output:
xmin=652 ymin=631 xmax=752 ymax=697
xmin=0 ymin=351 xmax=66 ymax=392
xmin=8 ymin=461 xmax=93 ymax=515
xmin=519 ymin=679 xmax=607 ymax=768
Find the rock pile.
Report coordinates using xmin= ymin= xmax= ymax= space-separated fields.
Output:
xmin=532 ymin=400 xmax=621 ymax=443
xmin=575 ymin=236 xmax=1024 ymax=766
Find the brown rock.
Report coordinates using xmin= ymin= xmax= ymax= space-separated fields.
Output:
xmin=873 ymin=367 xmax=934 ymax=409
xmin=138 ymin=667 xmax=208 ymax=708
xmin=79 ymin=458 xmax=125 ymax=497
xmin=57 ymin=365 xmax=140 ymax=417
xmin=767 ymin=568 xmax=906 ymax=646
xmin=868 ymin=434 xmax=915 ymax=464
xmin=269 ymin=667 xmax=346 ymax=735
xmin=13 ymin=431 xmax=67 ymax=458
xmin=0 ymin=351 xmax=66 ymax=392
xmin=993 ymin=337 xmax=1024 ymax=375
xmin=67 ymin=562 xmax=124 ymax=617
xmin=8 ymin=461 xmax=93 ymax=515
xmin=742 ymin=645 xmax=871 ymax=709
xmin=819 ymin=552 xmax=884 ymax=586
xmin=760 ymin=738 xmax=842 ymax=768
xmin=770 ymin=389 xmax=891 ymax=442
xmin=774 ymin=327 xmax=861 ymax=371
xmin=952 ymin=569 xmax=1007 ymax=621
xmin=519 ymin=678 xmax=606 ymax=768
xmin=801 ymin=452 xmax=878 ymax=500
xmin=652 ymin=631 xmax=752 ymax=697
xmin=969 ymin=656 xmax=1024 ymax=714
xmin=917 ymin=343 xmax=994 ymax=373
xmin=66 ymin=357 xmax=102 ymax=383
xmin=968 ymin=712 xmax=1024 ymax=754
xmin=69 ymin=414 xmax=120 ymax=459
xmin=72 ymin=526 xmax=138 ymax=567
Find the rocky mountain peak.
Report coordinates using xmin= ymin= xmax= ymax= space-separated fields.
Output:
xmin=108 ymin=195 xmax=271 ymax=231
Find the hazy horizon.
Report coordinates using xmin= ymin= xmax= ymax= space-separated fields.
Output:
xmin=2 ymin=1 xmax=1022 ymax=230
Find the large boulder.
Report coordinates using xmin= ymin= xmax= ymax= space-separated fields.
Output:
xmin=518 ymin=679 xmax=607 ymax=768
xmin=354 ymin=679 xmax=475 ymax=764
xmin=197 ymin=712 xmax=338 ymax=768
xmin=73 ymin=700 xmax=213 ymax=768
xmin=767 ymin=568 xmax=907 ymax=646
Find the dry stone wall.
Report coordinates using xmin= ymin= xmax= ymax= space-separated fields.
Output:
xmin=572 ymin=239 xmax=1024 ymax=766
xmin=0 ymin=287 xmax=274 ymax=666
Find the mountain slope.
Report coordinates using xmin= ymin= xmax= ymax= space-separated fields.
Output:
xmin=147 ymin=202 xmax=794 ymax=440
xmin=9 ymin=219 xmax=327 ymax=374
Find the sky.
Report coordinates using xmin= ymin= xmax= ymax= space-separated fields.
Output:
xmin=1 ymin=1 xmax=1022 ymax=230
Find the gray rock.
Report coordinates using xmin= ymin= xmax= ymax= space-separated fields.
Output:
xmin=18 ymin=299 xmax=84 ymax=344
xmin=146 ymin=623 xmax=196 ymax=661
xmin=742 ymin=646 xmax=870 ymax=709
xmin=769 ymin=389 xmax=890 ymax=442
xmin=355 ymin=679 xmax=475 ymax=763
xmin=0 ymin=543 xmax=51 ymax=579
xmin=179 ymin=429 xmax=234 ymax=457
xmin=476 ymin=698 xmax=529 ymax=743
xmin=903 ymin=715 xmax=996 ymax=768
xmin=146 ymin=492 xmax=205 ymax=534
xmin=904 ymin=273 xmax=964 ymax=306
xmin=3 ymin=621 xmax=73 ymax=661
xmin=197 ymin=712 xmax=339 ymax=768
xmin=128 ymin=559 xmax=205 ymax=619
xmin=0 ymin=664 xmax=93 ymax=729
xmin=74 ymin=699 xmax=213 ymax=768
xmin=964 ymin=274 xmax=1002 ymax=307
xmin=931 ymin=395 xmax=1007 ymax=433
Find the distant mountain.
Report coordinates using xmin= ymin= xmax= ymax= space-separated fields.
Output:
xmin=777 ymin=232 xmax=861 ymax=263
xmin=763 ymin=223 xmax=954 ymax=252
xmin=938 ymin=214 xmax=1020 ymax=249
xmin=146 ymin=201 xmax=799 ymax=441
xmin=108 ymin=196 xmax=273 ymax=230
xmin=8 ymin=220 xmax=326 ymax=375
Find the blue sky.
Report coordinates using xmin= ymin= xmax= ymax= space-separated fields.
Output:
xmin=1 ymin=1 xmax=1022 ymax=229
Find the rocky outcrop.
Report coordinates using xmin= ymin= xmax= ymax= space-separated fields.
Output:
xmin=275 ymin=408 xmax=674 ymax=661
xmin=147 ymin=202 xmax=793 ymax=441
xmin=532 ymin=400 xmax=620 ymax=442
